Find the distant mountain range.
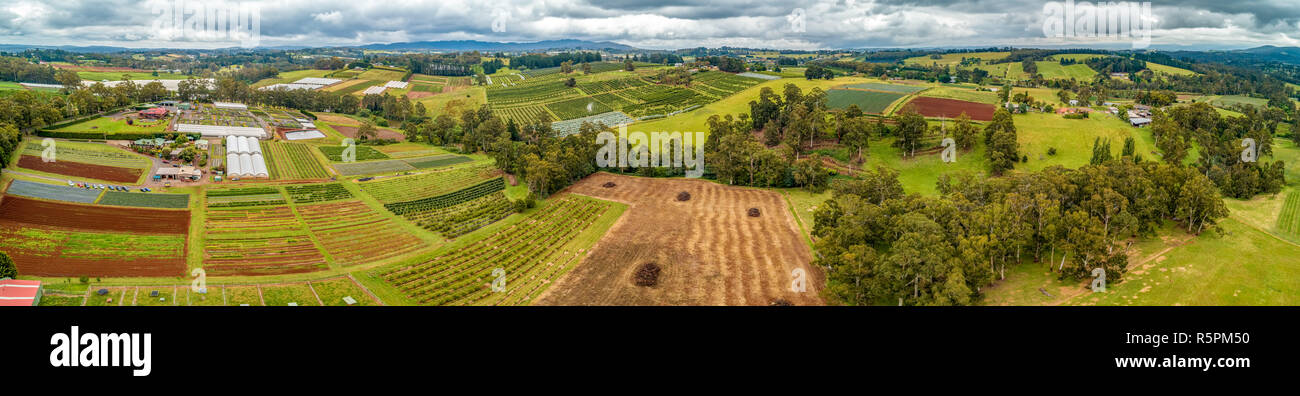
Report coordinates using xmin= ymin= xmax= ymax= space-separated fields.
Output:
xmin=1165 ymin=45 xmax=1300 ymax=67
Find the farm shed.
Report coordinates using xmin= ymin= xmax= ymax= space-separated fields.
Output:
xmin=260 ymin=83 xmax=324 ymax=91
xmin=177 ymin=124 xmax=266 ymax=138
xmin=1129 ymin=117 xmax=1152 ymax=127
xmin=0 ymin=279 xmax=43 ymax=306
xmin=213 ymin=102 xmax=249 ymax=111
xmin=284 ymin=130 xmax=325 ymax=140
xmin=156 ymin=166 xmax=203 ymax=180
xmin=294 ymin=77 xmax=342 ymax=86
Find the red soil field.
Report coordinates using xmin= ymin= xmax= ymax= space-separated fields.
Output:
xmin=905 ymin=97 xmax=996 ymax=121
xmin=332 ymin=125 xmax=406 ymax=141
xmin=0 ymin=196 xmax=190 ymax=234
xmin=0 ymin=196 xmax=189 ymax=277
xmin=17 ymin=155 xmax=143 ymax=183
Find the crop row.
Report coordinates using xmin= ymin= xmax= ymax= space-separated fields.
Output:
xmin=265 ymin=141 xmax=329 ymax=180
xmin=318 ymin=145 xmax=390 ymax=162
xmin=384 ymin=177 xmax=506 ymax=216
xmin=297 ymin=200 xmax=428 ymax=266
xmin=359 ymin=164 xmax=497 ymax=203
xmin=580 ymin=77 xmax=649 ymax=95
xmin=546 ymin=97 xmax=614 ymax=120
xmin=380 ymin=196 xmax=609 ymax=305
xmin=285 ymin=183 xmax=354 ymax=204
xmin=620 ymin=85 xmax=711 ymax=117
xmin=417 ymin=192 xmax=514 ymax=238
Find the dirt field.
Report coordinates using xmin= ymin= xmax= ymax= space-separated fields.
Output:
xmin=17 ymin=155 xmax=143 ymax=183
xmin=904 ymin=97 xmax=996 ymax=121
xmin=0 ymin=196 xmax=190 ymax=234
xmin=332 ymin=125 xmax=406 ymax=141
xmin=535 ymin=173 xmax=823 ymax=306
xmin=0 ymin=196 xmax=189 ymax=277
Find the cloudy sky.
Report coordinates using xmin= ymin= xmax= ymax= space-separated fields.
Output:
xmin=0 ymin=0 xmax=1297 ymax=50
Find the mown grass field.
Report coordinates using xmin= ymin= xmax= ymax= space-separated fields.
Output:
xmin=903 ymin=51 xmax=1010 ymax=67
xmin=251 ymin=69 xmax=336 ymax=88
xmin=1012 ymin=112 xmax=1158 ymax=171
xmin=47 ymin=116 xmax=170 ymax=134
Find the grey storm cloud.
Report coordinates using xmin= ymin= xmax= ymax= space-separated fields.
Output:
xmin=0 ymin=0 xmax=1296 ymax=49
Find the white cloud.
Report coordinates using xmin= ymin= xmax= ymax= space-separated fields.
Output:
xmin=312 ymin=10 xmax=342 ymax=24
xmin=0 ymin=0 xmax=1294 ymax=49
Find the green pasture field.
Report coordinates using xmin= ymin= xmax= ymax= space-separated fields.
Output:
xmin=251 ymin=69 xmax=335 ymax=88
xmin=311 ymin=277 xmax=378 ymax=306
xmin=826 ymin=89 xmax=907 ymax=113
xmin=46 ymin=116 xmax=171 ymax=135
xmin=356 ymin=67 xmax=407 ymax=82
xmin=19 ymin=139 xmax=152 ymax=169
xmin=225 ymin=286 xmax=264 ymax=306
xmin=920 ymin=86 xmax=1000 ymax=104
xmin=133 ymin=287 xmax=178 ymax=306
xmin=841 ymin=82 xmax=928 ymax=94
xmin=903 ymin=52 xmax=1010 ymax=67
xmin=1009 ymin=61 xmax=1098 ymax=80
xmin=260 ymin=283 xmax=321 ymax=306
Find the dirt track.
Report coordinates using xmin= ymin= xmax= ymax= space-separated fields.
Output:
xmin=535 ymin=173 xmax=824 ymax=306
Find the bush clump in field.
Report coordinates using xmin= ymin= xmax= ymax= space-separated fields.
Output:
xmin=675 ymin=191 xmax=691 ymax=202
xmin=770 ymin=298 xmax=793 ymax=306
xmin=602 ymin=181 xmax=616 ymax=188
xmin=634 ymin=263 xmax=661 ymax=286
xmin=747 ymin=208 xmax=761 ymax=217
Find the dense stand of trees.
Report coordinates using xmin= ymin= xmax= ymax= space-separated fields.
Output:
xmin=627 ymin=53 xmax=684 ymax=65
xmin=696 ymin=56 xmax=747 ymax=73
xmin=815 ymin=159 xmax=1228 ymax=305
xmin=1151 ymin=103 xmax=1287 ymax=198
xmin=508 ymin=52 xmax=602 ymax=70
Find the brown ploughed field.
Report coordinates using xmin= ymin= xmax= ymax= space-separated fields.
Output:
xmin=535 ymin=173 xmax=823 ymax=306
xmin=17 ymin=155 xmax=143 ymax=183
xmin=905 ymin=97 xmax=996 ymax=121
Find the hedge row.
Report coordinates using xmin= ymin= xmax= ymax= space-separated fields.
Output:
xmin=36 ymin=130 xmax=201 ymax=141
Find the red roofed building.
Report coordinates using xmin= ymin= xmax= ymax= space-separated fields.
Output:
xmin=0 ymin=279 xmax=43 ymax=306
xmin=138 ymin=107 xmax=169 ymax=119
